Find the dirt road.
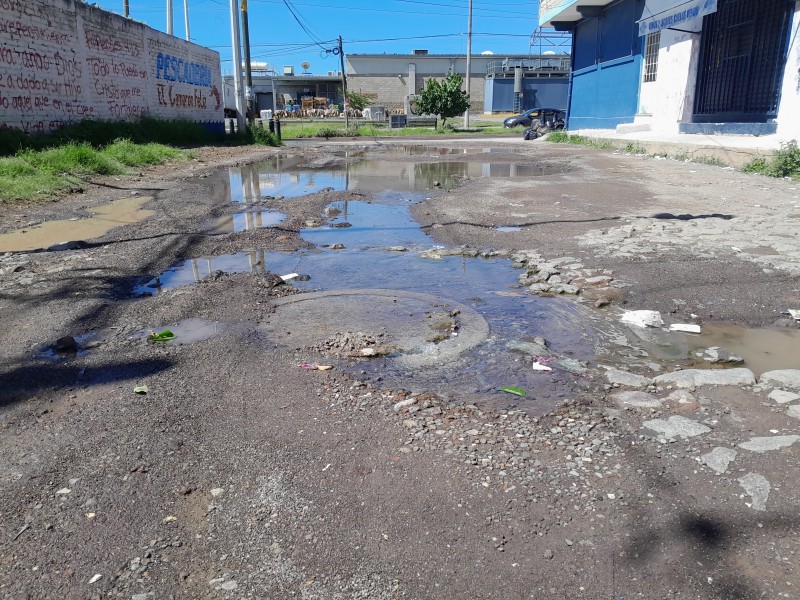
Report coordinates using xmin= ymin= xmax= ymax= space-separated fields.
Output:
xmin=1 ymin=138 xmax=799 ymax=599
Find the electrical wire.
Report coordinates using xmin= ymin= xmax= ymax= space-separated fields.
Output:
xmin=280 ymin=0 xmax=332 ymax=51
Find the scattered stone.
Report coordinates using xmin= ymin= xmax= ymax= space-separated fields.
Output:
xmin=393 ymin=398 xmax=417 ymax=412
xmin=605 ymin=369 xmax=652 ymax=388
xmin=582 ymin=275 xmax=613 ymax=286
xmin=700 ymin=447 xmax=736 ymax=474
xmin=738 ymin=473 xmax=770 ymax=511
xmin=89 ymin=574 xmax=102 ymax=584
xmin=506 ymin=339 xmax=548 ymax=356
xmin=557 ymin=358 xmax=588 ymax=375
xmin=694 ymin=347 xmax=744 ymax=364
xmin=55 ymin=488 xmax=71 ymax=495
xmin=542 ymin=549 xmax=554 ymax=559
xmin=788 ymin=405 xmax=800 ymax=420
xmin=52 ymin=336 xmax=79 ymax=353
xmin=220 ymin=581 xmax=238 ymax=591
xmin=653 ymin=368 xmax=755 ymax=388
xmin=612 ymin=391 xmax=661 ymax=408
xmin=760 ymin=369 xmax=800 ymax=389
xmin=642 ymin=415 xmax=710 ymax=440
xmin=620 ymin=310 xmax=664 ymax=328
xmin=551 ymin=284 xmax=580 ymax=295
xmin=132 ymin=593 xmax=155 ymax=600
xmin=210 ymin=488 xmax=224 ymax=497
xmin=768 ymin=389 xmax=800 ymax=404
xmin=387 ymin=246 xmax=407 ymax=252
xmin=738 ymin=435 xmax=800 ymax=453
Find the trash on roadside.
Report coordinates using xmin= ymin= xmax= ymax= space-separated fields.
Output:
xmin=133 ymin=385 xmax=149 ymax=394
xmin=498 ymin=386 xmax=526 ymax=397
xmin=298 ymin=363 xmax=333 ymax=371
xmin=280 ymin=272 xmax=299 ymax=281
xmin=620 ymin=310 xmax=664 ymax=328
xmin=147 ymin=330 xmax=175 ymax=342
xmin=669 ymin=323 xmax=701 ymax=334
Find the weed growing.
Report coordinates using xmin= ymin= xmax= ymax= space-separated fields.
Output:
xmin=743 ymin=141 xmax=800 ymax=178
xmin=545 ymin=131 xmax=615 ymax=149
xmin=247 ymin=126 xmax=283 ymax=146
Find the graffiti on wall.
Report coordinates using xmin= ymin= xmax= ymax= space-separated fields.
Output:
xmin=0 ymin=0 xmax=222 ymax=133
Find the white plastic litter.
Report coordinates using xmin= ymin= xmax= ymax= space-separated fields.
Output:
xmin=669 ymin=323 xmax=701 ymax=334
xmin=280 ymin=273 xmax=299 ymax=281
xmin=788 ymin=309 xmax=800 ymax=321
xmin=620 ymin=310 xmax=664 ymax=328
xmin=532 ymin=362 xmax=553 ymax=372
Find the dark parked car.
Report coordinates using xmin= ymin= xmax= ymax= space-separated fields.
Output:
xmin=504 ymin=107 xmax=566 ymax=129
xmin=522 ymin=108 xmax=566 ymax=140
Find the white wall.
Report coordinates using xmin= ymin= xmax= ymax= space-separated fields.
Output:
xmin=0 ymin=0 xmax=223 ymax=133
xmin=638 ymin=29 xmax=701 ymax=133
xmin=777 ymin=3 xmax=800 ymax=140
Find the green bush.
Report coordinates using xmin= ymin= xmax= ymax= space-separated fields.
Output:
xmin=743 ymin=141 xmax=800 ymax=178
xmin=248 ymin=126 xmax=283 ymax=146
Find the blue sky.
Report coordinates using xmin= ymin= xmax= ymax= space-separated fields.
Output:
xmin=92 ymin=0 xmax=540 ymax=74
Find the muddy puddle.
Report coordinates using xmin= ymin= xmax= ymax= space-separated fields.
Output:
xmin=217 ymin=148 xmax=557 ymax=202
xmin=0 ymin=196 xmax=154 ymax=252
xmin=137 ymin=148 xmax=798 ymax=408
xmin=141 ymin=154 xmax=597 ymax=409
xmin=684 ymin=323 xmax=800 ymax=376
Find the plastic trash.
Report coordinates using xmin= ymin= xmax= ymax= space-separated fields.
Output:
xmin=669 ymin=323 xmax=701 ymax=334
xmin=620 ymin=310 xmax=664 ymax=328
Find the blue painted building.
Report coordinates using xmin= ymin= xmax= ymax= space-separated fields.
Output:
xmin=540 ymin=0 xmax=800 ymax=138
xmin=541 ymin=0 xmax=646 ymax=129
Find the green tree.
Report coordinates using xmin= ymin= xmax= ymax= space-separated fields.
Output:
xmin=412 ymin=73 xmax=470 ymax=128
xmin=345 ymin=90 xmax=371 ymax=112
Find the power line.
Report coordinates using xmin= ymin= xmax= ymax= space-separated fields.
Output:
xmin=280 ymin=0 xmax=331 ymax=50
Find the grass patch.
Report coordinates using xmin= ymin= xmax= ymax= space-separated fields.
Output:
xmin=545 ymin=131 xmax=615 ymax=149
xmin=691 ymin=155 xmax=727 ymax=168
xmin=278 ymin=119 xmax=518 ymax=140
xmin=0 ymin=139 xmax=190 ymax=204
xmin=623 ymin=143 xmax=647 ymax=154
xmin=743 ymin=140 xmax=800 ymax=178
xmin=0 ymin=118 xmax=227 ymax=157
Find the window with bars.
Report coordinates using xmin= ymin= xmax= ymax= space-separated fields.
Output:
xmin=643 ymin=31 xmax=660 ymax=82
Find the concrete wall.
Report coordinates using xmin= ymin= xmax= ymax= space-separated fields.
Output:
xmin=0 ymin=0 xmax=223 ymax=134
xmin=638 ymin=29 xmax=701 ymax=133
xmin=347 ymin=54 xmax=533 ymax=77
xmin=777 ymin=3 xmax=800 ymax=140
xmin=347 ymin=74 xmax=487 ymax=112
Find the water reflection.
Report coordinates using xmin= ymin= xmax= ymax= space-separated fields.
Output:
xmin=219 ymin=154 xmax=549 ymax=204
xmin=209 ymin=211 xmax=286 ymax=233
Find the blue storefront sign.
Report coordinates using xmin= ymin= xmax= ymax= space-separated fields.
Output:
xmin=637 ymin=0 xmax=717 ymax=36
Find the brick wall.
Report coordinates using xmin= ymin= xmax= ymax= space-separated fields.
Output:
xmin=348 ymin=74 xmax=486 ymax=112
xmin=0 ymin=0 xmax=223 ymax=134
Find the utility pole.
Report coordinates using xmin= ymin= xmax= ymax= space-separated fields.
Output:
xmin=463 ymin=0 xmax=473 ymax=128
xmin=229 ymin=0 xmax=246 ymax=133
xmin=124 ymin=0 xmax=129 ymax=17
xmin=167 ymin=0 xmax=173 ymax=35
xmin=242 ymin=0 xmax=254 ymax=120
xmin=183 ymin=0 xmax=190 ymax=40
xmin=338 ymin=35 xmax=349 ymax=129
